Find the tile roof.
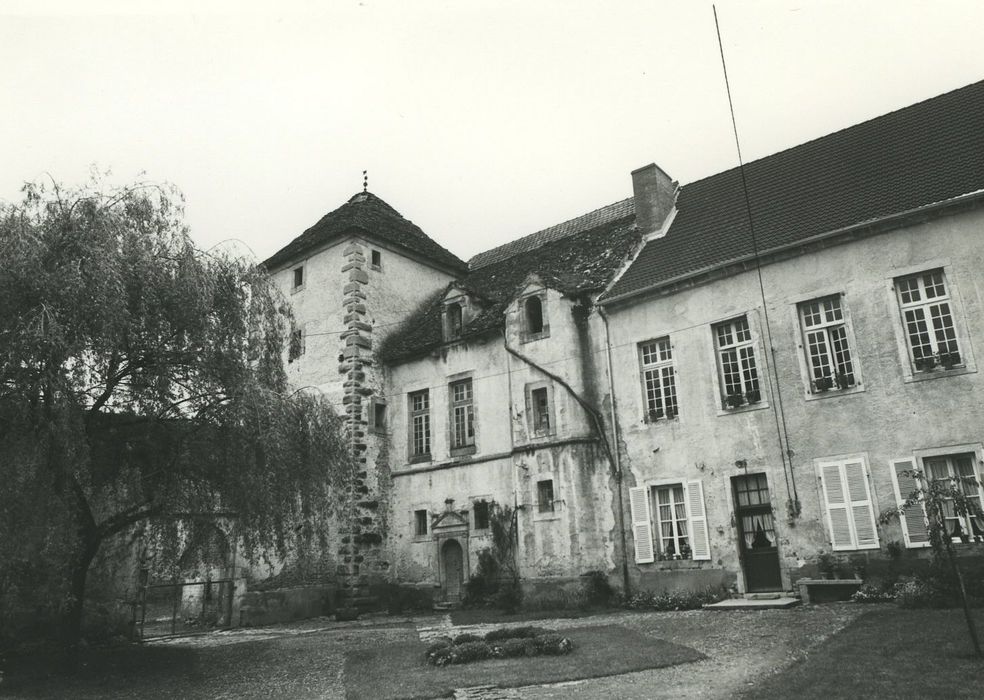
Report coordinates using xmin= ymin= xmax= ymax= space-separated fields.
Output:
xmin=469 ymin=198 xmax=635 ymax=269
xmin=262 ymin=192 xmax=467 ymax=273
xmin=379 ymin=215 xmax=641 ymax=362
xmin=604 ymin=79 xmax=984 ymax=303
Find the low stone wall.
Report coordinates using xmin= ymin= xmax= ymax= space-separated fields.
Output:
xmin=239 ymin=584 xmax=338 ymax=627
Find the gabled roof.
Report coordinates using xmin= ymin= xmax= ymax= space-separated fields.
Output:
xmin=469 ymin=198 xmax=635 ymax=269
xmin=378 ymin=214 xmax=641 ymax=363
xmin=262 ymin=191 xmax=467 ymax=273
xmin=604 ymin=79 xmax=984 ymax=304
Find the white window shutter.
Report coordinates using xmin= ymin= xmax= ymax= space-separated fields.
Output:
xmin=685 ymin=480 xmax=712 ymax=561
xmin=628 ymin=486 xmax=654 ymax=564
xmin=844 ymin=460 xmax=880 ymax=549
xmin=889 ymin=458 xmax=931 ymax=548
xmin=819 ymin=462 xmax=855 ymax=551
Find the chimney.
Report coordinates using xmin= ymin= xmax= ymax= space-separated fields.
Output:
xmin=631 ymin=163 xmax=677 ymax=235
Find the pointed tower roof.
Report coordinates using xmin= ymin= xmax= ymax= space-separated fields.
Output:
xmin=263 ymin=191 xmax=467 ymax=273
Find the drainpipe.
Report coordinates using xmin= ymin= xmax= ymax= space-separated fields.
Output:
xmin=599 ymin=306 xmax=632 ymax=598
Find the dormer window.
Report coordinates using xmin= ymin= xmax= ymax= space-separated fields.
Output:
xmin=521 ymin=293 xmax=549 ymax=342
xmin=444 ymin=301 xmax=464 ymax=341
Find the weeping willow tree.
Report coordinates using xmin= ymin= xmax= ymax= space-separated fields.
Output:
xmin=0 ymin=177 xmax=354 ymax=654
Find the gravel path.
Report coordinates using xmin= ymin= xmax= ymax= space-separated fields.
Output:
xmin=3 ymin=605 xmax=868 ymax=699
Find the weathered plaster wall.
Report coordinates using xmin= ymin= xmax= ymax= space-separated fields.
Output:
xmin=605 ymin=206 xmax=984 ymax=592
xmin=384 ymin=285 xmax=617 ymax=592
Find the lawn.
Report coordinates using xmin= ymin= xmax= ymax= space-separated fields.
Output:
xmin=743 ymin=608 xmax=984 ymax=699
xmin=343 ymin=624 xmax=704 ymax=700
xmin=448 ymin=606 xmax=607 ymax=626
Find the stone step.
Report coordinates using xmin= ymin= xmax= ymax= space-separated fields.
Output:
xmin=703 ymin=596 xmax=801 ymax=610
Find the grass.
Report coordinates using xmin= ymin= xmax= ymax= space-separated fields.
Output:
xmin=743 ymin=608 xmax=984 ymax=699
xmin=448 ymin=606 xmax=608 ymax=626
xmin=343 ymin=624 xmax=704 ymax=700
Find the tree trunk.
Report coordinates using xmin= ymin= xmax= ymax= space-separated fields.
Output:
xmin=945 ymin=538 xmax=982 ymax=658
xmin=60 ymin=534 xmax=101 ymax=668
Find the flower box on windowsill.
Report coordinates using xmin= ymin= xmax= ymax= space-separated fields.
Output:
xmin=646 ymin=408 xmax=678 ymax=423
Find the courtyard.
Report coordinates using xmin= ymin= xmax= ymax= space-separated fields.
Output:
xmin=4 ymin=604 xmax=982 ymax=699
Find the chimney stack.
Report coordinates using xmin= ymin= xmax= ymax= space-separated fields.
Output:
xmin=631 ymin=163 xmax=677 ymax=235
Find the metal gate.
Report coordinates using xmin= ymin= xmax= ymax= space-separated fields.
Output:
xmin=138 ymin=578 xmax=235 ymax=640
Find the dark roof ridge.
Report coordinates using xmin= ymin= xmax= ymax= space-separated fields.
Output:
xmin=468 ymin=196 xmax=635 ymax=269
xmin=681 ymin=78 xmax=984 ymax=191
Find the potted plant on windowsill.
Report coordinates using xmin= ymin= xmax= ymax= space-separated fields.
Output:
xmin=834 ymin=372 xmax=851 ymax=390
xmin=939 ymin=351 xmax=961 ymax=370
xmin=745 ymin=389 xmax=761 ymax=404
xmin=647 ymin=408 xmax=664 ymax=423
xmin=813 ymin=376 xmax=834 ymax=393
xmin=725 ymin=393 xmax=744 ymax=409
xmin=915 ymin=356 xmax=937 ymax=372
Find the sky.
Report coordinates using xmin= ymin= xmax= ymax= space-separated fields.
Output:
xmin=2 ymin=0 xmax=983 ymax=264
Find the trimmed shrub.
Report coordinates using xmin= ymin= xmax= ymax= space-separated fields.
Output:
xmin=625 ymin=586 xmax=726 ymax=611
xmin=492 ymin=637 xmax=537 ymax=658
xmin=428 ymin=646 xmax=456 ymax=666
xmin=580 ymin=570 xmax=615 ymax=607
xmin=424 ymin=636 xmax=452 ymax=658
xmin=534 ymin=633 xmax=575 ymax=655
xmin=452 ymin=632 xmax=483 ymax=645
xmin=451 ymin=641 xmax=493 ymax=664
xmin=494 ymin=580 xmax=523 ymax=614
xmin=483 ymin=625 xmax=551 ymax=642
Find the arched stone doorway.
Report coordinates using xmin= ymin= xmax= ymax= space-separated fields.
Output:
xmin=442 ymin=539 xmax=464 ymax=602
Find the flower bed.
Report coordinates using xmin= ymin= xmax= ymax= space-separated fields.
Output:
xmin=425 ymin=626 xmax=574 ymax=666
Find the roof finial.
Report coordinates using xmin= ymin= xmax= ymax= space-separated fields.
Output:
xmin=362 ymin=170 xmax=368 ymax=193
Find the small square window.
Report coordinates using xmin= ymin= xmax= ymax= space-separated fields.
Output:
xmin=473 ymin=499 xmax=491 ymax=530
xmin=369 ymin=398 xmax=387 ymax=433
xmin=414 ymin=509 xmax=428 ymax=537
xmin=371 ymin=249 xmax=382 ymax=270
xmin=537 ymin=479 xmax=555 ymax=514
xmin=292 ymin=265 xmax=304 ymax=290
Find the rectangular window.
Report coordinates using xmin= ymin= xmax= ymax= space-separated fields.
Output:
xmin=292 ymin=265 xmax=304 ymax=290
xmin=525 ymin=383 xmax=554 ymax=436
xmin=408 ymin=390 xmax=430 ymax=460
xmin=537 ymin=479 xmax=555 ymax=513
xmin=628 ymin=480 xmax=711 ymax=562
xmin=449 ymin=378 xmax=475 ymax=453
xmin=369 ymin=397 xmax=387 ymax=433
xmin=924 ymin=454 xmax=984 ymax=543
xmin=414 ymin=509 xmax=428 ymax=537
xmin=817 ymin=458 xmax=879 ymax=550
xmin=713 ymin=316 xmax=760 ymax=409
xmin=653 ymin=484 xmax=689 ymax=557
xmin=473 ymin=499 xmax=491 ymax=530
xmin=371 ymin=249 xmax=382 ymax=270
xmin=895 ymin=269 xmax=962 ymax=372
xmin=799 ymin=296 xmax=856 ymax=393
xmin=639 ymin=337 xmax=678 ymax=420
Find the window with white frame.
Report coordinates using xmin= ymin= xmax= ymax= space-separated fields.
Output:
xmin=449 ymin=378 xmax=476 ymax=454
xmin=799 ymin=296 xmax=857 ymax=393
xmin=414 ymin=509 xmax=428 ymax=537
xmin=924 ymin=453 xmax=984 ymax=543
xmin=895 ymin=269 xmax=963 ymax=372
xmin=639 ymin=337 xmax=678 ymax=421
xmin=713 ymin=316 xmax=761 ymax=409
xmin=816 ymin=457 xmax=879 ymax=551
xmin=525 ymin=383 xmax=554 ymax=436
xmin=628 ymin=480 xmax=711 ymax=563
xmin=408 ymin=390 xmax=430 ymax=460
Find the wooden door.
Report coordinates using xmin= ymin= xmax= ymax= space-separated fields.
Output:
xmin=732 ymin=473 xmax=783 ymax=592
xmin=442 ymin=539 xmax=464 ymax=600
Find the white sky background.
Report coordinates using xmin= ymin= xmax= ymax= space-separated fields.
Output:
xmin=1 ymin=0 xmax=982 ymax=263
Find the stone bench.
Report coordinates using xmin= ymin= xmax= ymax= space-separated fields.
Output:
xmin=797 ymin=578 xmax=863 ymax=604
